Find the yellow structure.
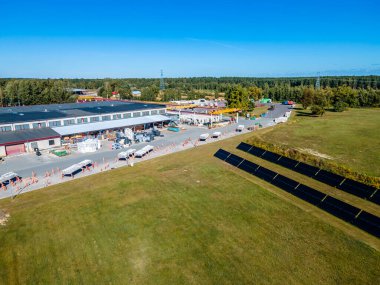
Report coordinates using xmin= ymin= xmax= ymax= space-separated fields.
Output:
xmin=210 ymin=108 xmax=240 ymax=115
xmin=168 ymin=104 xmax=198 ymax=110
xmin=77 ymin=95 xmax=103 ymax=101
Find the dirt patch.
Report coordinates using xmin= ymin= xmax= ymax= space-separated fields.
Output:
xmin=296 ymin=148 xmax=333 ymax=160
xmin=0 ymin=209 xmax=10 ymax=226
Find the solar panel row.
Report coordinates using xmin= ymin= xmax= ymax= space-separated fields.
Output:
xmin=214 ymin=148 xmax=380 ymax=238
xmin=236 ymin=142 xmax=379 ymax=205
xmin=337 ymin=179 xmax=377 ymax=199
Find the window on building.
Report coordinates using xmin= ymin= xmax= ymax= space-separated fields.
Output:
xmin=15 ymin=124 xmax=30 ymax=130
xmin=142 ymin=111 xmax=150 ymax=116
xmin=159 ymin=109 xmax=166 ymax=114
xmin=63 ymin=119 xmax=75 ymax=126
xmin=90 ymin=116 xmax=100 ymax=122
xmin=123 ymin=113 xmax=132 ymax=118
xmin=49 ymin=121 xmax=61 ymax=127
xmin=151 ymin=110 xmax=158 ymax=115
xmin=32 ymin=122 xmax=47 ymax=129
xmin=77 ymin=118 xmax=88 ymax=124
xmin=102 ymin=115 xmax=111 ymax=121
xmin=0 ymin=125 xmax=12 ymax=132
xmin=133 ymin=112 xmax=141 ymax=117
xmin=48 ymin=140 xmax=55 ymax=146
xmin=113 ymin=114 xmax=122 ymax=120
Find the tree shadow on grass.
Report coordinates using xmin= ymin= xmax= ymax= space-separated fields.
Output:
xmin=295 ymin=110 xmax=315 ymax=117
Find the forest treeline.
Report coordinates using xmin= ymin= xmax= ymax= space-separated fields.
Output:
xmin=0 ymin=76 xmax=379 ymax=109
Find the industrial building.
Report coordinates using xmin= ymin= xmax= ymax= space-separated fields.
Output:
xmin=0 ymin=101 xmax=169 ymax=156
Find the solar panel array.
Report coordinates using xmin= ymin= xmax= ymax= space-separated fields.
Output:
xmin=214 ymin=149 xmax=380 ymax=238
xmin=237 ymin=142 xmax=379 ymax=205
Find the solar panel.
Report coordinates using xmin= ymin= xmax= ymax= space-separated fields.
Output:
xmin=255 ymin=167 xmax=277 ymax=182
xmin=294 ymin=184 xmax=325 ymax=205
xmin=271 ymin=178 xmax=297 ymax=194
xmin=261 ymin=151 xmax=282 ymax=163
xmin=274 ymin=174 xmax=299 ymax=189
xmin=236 ymin=142 xmax=252 ymax=152
xmin=225 ymin=153 xmax=244 ymax=167
xmin=318 ymin=196 xmax=361 ymax=222
xmin=337 ymin=179 xmax=376 ymax=199
xmin=235 ymin=143 xmax=376 ymax=204
xmin=368 ymin=191 xmax=380 ymax=205
xmin=353 ymin=211 xmax=380 ymax=238
xmin=276 ymin=156 xmax=298 ymax=169
xmin=294 ymin=162 xmax=319 ymax=177
xmin=247 ymin=146 xmax=266 ymax=157
xmin=238 ymin=160 xmax=259 ymax=174
xmin=214 ymin=149 xmax=230 ymax=161
xmin=314 ymin=170 xmax=345 ymax=187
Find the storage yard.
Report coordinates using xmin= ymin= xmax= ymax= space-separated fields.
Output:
xmin=0 ymin=101 xmax=291 ymax=199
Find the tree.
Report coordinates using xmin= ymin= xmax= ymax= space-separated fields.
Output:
xmin=141 ymin=85 xmax=159 ymax=101
xmin=225 ymin=85 xmax=249 ymax=110
xmin=301 ymin=88 xmax=314 ymax=109
xmin=118 ymin=87 xmax=132 ymax=99
xmin=247 ymin=86 xmax=262 ymax=101
xmin=0 ymin=87 xmax=4 ymax=106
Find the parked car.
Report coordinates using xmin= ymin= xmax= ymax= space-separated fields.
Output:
xmin=112 ymin=143 xmax=123 ymax=150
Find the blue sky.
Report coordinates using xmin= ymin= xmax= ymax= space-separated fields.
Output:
xmin=0 ymin=0 xmax=379 ymax=78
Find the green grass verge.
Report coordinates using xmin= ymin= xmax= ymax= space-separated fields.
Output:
xmin=248 ymin=108 xmax=380 ymax=177
xmin=0 ymin=134 xmax=379 ymax=284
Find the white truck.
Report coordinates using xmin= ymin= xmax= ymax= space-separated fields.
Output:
xmin=118 ymin=149 xmax=136 ymax=160
xmin=212 ymin=131 xmax=221 ymax=138
xmin=236 ymin=125 xmax=245 ymax=132
xmin=199 ymin=133 xmax=210 ymax=141
xmin=135 ymin=145 xmax=154 ymax=158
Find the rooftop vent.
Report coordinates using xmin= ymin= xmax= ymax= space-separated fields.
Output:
xmin=44 ymin=109 xmax=48 ymax=112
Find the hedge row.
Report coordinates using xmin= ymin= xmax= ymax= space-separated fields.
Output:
xmin=245 ymin=138 xmax=380 ymax=189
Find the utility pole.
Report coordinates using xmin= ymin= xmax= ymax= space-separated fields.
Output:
xmin=160 ymin=69 xmax=165 ymax=91
xmin=315 ymin=73 xmax=321 ymax=90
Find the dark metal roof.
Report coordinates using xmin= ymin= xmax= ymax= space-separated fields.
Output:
xmin=0 ymin=101 xmax=165 ymax=124
xmin=0 ymin=128 xmax=60 ymax=146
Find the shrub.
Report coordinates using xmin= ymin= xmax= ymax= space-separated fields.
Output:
xmin=310 ymin=105 xmax=325 ymax=116
xmin=245 ymin=138 xmax=380 ymax=188
xmin=333 ymin=101 xmax=349 ymax=112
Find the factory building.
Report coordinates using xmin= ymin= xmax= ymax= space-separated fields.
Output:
xmin=0 ymin=101 xmax=169 ymax=157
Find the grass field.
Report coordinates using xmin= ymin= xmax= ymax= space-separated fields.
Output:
xmin=0 ymin=131 xmax=379 ymax=284
xmin=249 ymin=108 xmax=380 ymax=177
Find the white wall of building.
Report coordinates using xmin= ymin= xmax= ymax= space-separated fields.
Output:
xmin=0 ymin=146 xmax=6 ymax=157
xmin=25 ymin=138 xmax=61 ymax=152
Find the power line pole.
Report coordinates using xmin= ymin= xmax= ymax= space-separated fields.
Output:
xmin=160 ymin=69 xmax=165 ymax=91
xmin=315 ymin=73 xmax=321 ymax=90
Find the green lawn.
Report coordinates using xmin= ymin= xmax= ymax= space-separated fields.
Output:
xmin=0 ymin=134 xmax=379 ymax=284
xmin=250 ymin=108 xmax=380 ymax=177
